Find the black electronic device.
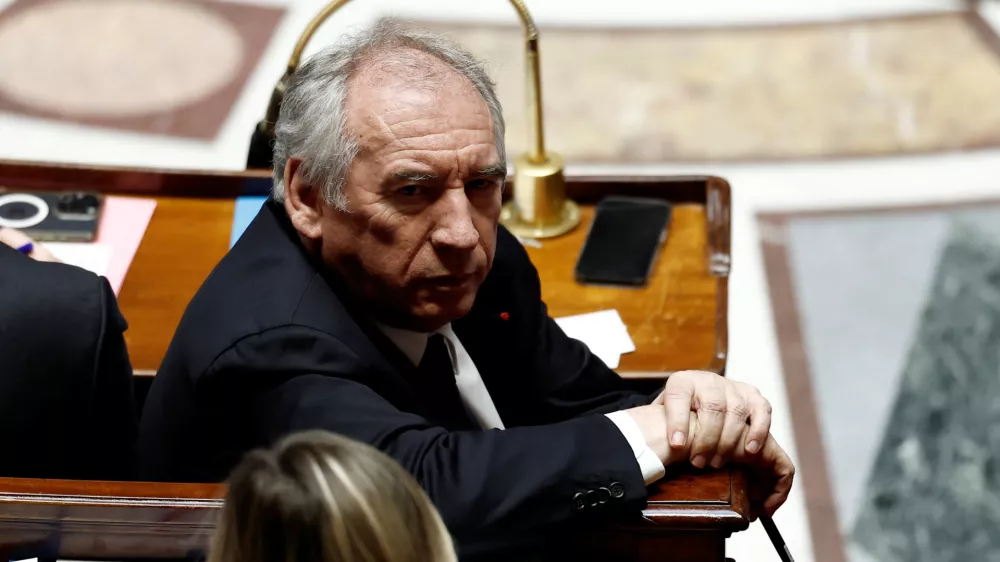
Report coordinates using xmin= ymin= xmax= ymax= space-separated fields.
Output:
xmin=0 ymin=190 xmax=103 ymax=242
xmin=574 ymin=196 xmax=672 ymax=287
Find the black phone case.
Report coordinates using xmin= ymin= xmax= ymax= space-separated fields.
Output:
xmin=0 ymin=190 xmax=104 ymax=242
xmin=574 ymin=196 xmax=672 ymax=287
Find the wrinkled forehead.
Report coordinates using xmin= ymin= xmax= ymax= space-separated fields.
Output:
xmin=344 ymin=50 xmax=493 ymax=156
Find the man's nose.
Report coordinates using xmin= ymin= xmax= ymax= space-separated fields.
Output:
xmin=431 ymin=190 xmax=479 ymax=251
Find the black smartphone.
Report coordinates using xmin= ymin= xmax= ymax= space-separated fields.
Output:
xmin=0 ymin=190 xmax=103 ymax=242
xmin=574 ymin=196 xmax=672 ymax=287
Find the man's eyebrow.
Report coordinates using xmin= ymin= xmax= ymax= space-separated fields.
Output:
xmin=475 ymin=163 xmax=508 ymax=179
xmin=391 ymin=170 xmax=439 ymax=183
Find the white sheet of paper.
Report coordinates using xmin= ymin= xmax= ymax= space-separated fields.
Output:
xmin=588 ymin=344 xmax=623 ymax=369
xmin=44 ymin=242 xmax=114 ymax=277
xmin=554 ymin=309 xmax=635 ymax=368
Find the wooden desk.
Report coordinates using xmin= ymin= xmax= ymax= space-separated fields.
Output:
xmin=0 ymin=162 xmax=730 ymax=377
xmin=0 ymin=468 xmax=747 ymax=562
xmin=526 ymin=179 xmax=730 ymax=376
xmin=0 ymin=161 xmax=739 ymax=561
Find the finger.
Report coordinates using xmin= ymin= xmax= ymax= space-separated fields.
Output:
xmin=665 ymin=410 xmax=700 ymax=465
xmin=764 ymin=473 xmax=794 ymax=516
xmin=761 ymin=437 xmax=795 ymax=516
xmin=0 ymin=227 xmax=33 ymax=249
xmin=688 ymin=375 xmax=727 ymax=469
xmin=0 ymin=228 xmax=59 ymax=261
xmin=29 ymin=243 xmax=59 ymax=263
xmin=710 ymin=382 xmax=749 ymax=468
xmin=663 ymin=373 xmax=696 ymax=450
xmin=0 ymin=228 xmax=60 ymax=263
xmin=738 ymin=382 xmax=772 ymax=455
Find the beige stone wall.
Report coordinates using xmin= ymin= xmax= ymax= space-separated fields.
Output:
xmin=409 ymin=14 xmax=1000 ymax=162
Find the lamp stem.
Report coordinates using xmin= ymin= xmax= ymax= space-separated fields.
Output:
xmin=525 ymin=38 xmax=546 ymax=164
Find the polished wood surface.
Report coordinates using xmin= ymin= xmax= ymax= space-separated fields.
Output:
xmin=529 ymin=204 xmax=718 ymax=374
xmin=117 ymin=197 xmax=236 ymax=371
xmin=1 ymin=162 xmax=729 ymax=377
xmin=0 ymin=478 xmax=223 ymax=560
xmin=0 ymin=158 xmax=271 ymax=198
xmin=0 ymin=161 xmax=737 ymax=561
xmin=524 ymin=174 xmax=731 ymax=377
xmin=0 ymin=468 xmax=745 ymax=561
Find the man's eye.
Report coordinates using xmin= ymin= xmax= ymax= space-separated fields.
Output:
xmin=397 ymin=185 xmax=421 ymax=197
xmin=466 ymin=179 xmax=495 ymax=191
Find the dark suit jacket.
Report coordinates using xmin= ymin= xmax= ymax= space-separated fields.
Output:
xmin=139 ymin=200 xmax=658 ymax=557
xmin=0 ymin=245 xmax=136 ymax=480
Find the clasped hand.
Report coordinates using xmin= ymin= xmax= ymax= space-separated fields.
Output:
xmin=627 ymin=370 xmax=795 ymax=518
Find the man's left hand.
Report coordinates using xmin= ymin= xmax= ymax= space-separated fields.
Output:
xmin=733 ymin=430 xmax=795 ymax=519
xmin=654 ymin=370 xmax=772 ymax=469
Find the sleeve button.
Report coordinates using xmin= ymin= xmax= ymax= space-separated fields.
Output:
xmin=573 ymin=492 xmax=586 ymax=510
xmin=586 ymin=489 xmax=604 ymax=507
xmin=609 ymin=482 xmax=626 ymax=499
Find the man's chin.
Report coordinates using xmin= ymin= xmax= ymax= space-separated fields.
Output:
xmin=410 ymin=293 xmax=476 ymax=330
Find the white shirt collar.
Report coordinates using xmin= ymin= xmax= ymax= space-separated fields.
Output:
xmin=376 ymin=323 xmax=455 ymax=365
xmin=375 ymin=322 xmax=504 ymax=430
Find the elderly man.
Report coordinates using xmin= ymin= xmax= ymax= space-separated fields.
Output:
xmin=139 ymin=20 xmax=793 ymax=559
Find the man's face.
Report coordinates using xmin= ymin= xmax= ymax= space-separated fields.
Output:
xmin=296 ymin=53 xmax=504 ymax=331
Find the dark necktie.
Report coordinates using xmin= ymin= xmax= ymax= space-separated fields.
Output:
xmin=416 ymin=334 xmax=477 ymax=430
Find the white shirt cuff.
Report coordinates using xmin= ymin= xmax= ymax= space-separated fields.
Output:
xmin=605 ymin=410 xmax=666 ymax=485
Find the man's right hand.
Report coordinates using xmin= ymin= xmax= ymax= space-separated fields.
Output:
xmin=625 ymin=403 xmax=691 ymax=465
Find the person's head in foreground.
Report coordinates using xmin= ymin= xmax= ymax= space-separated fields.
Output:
xmin=273 ymin=19 xmax=507 ymax=333
xmin=209 ymin=430 xmax=457 ymax=562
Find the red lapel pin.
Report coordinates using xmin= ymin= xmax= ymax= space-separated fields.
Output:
xmin=499 ymin=312 xmax=510 ymax=321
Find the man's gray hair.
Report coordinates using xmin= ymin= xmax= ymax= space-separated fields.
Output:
xmin=271 ymin=19 xmax=507 ymax=208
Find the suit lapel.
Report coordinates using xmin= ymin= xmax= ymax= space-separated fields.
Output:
xmin=325 ymin=297 xmax=434 ymax=417
xmin=288 ymin=273 xmax=432 ymax=418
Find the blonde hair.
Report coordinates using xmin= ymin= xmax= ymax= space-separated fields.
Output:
xmin=208 ymin=430 xmax=457 ymax=562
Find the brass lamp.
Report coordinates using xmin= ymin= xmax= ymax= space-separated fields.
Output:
xmin=252 ymin=0 xmax=580 ymax=239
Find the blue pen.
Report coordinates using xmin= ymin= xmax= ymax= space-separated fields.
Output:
xmin=16 ymin=242 xmax=33 ymax=255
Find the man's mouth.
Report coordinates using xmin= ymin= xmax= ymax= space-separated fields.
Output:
xmin=427 ymin=274 xmax=475 ymax=289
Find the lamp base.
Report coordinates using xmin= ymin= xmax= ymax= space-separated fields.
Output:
xmin=500 ymin=151 xmax=581 ymax=239
xmin=500 ymin=199 xmax=581 ymax=239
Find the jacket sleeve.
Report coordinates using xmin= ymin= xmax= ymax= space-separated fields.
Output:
xmin=88 ymin=277 xmax=138 ymax=480
xmin=207 ymin=326 xmax=649 ymax=551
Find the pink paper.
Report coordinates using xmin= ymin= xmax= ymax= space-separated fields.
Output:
xmin=94 ymin=196 xmax=157 ymax=295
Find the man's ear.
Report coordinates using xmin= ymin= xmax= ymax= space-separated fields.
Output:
xmin=282 ymin=157 xmax=323 ymax=240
